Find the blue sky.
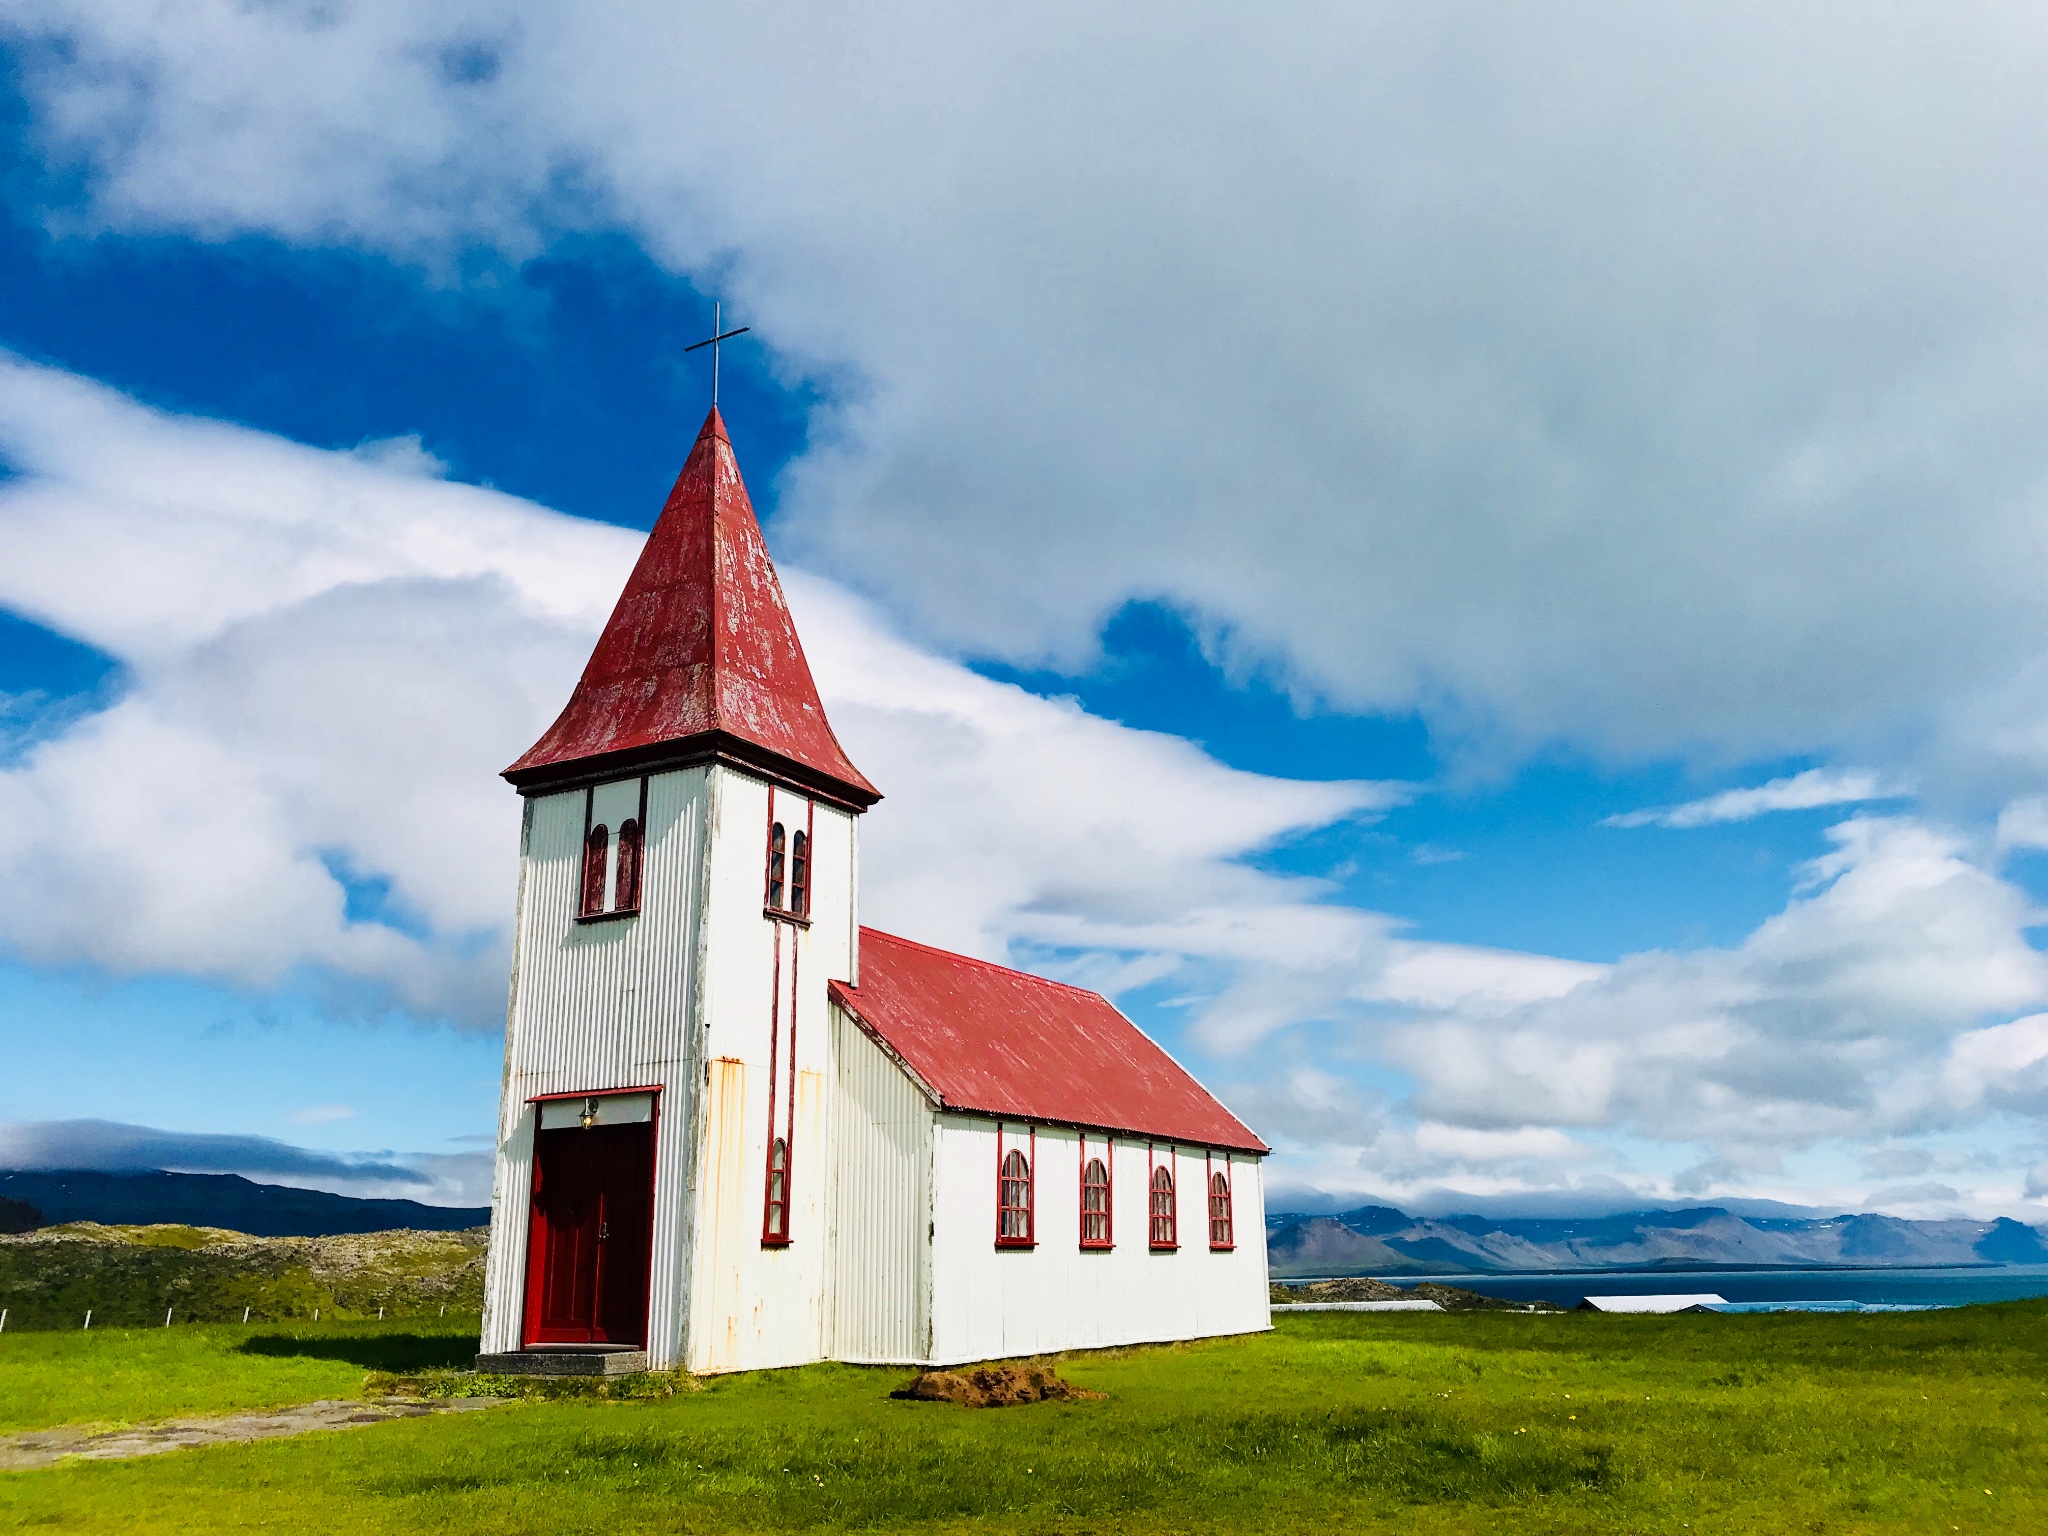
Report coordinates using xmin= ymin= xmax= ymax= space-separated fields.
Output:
xmin=3 ymin=5 xmax=2047 ymax=1219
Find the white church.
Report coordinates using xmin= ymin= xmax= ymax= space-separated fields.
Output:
xmin=477 ymin=409 xmax=1270 ymax=1375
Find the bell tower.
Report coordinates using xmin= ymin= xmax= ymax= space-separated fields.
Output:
xmin=478 ymin=408 xmax=880 ymax=1374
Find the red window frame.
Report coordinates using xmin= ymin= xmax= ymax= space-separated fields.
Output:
xmin=1079 ymin=1133 xmax=1113 ymax=1250
xmin=1208 ymin=1152 xmax=1234 ymax=1250
xmin=763 ymin=788 xmax=814 ymax=925
xmin=996 ymin=1125 xmax=1035 ymax=1248
xmin=760 ymin=921 xmax=798 ymax=1248
xmin=762 ymin=1135 xmax=790 ymax=1242
xmin=1148 ymin=1146 xmax=1178 ymax=1251
xmin=580 ymin=823 xmax=609 ymax=917
xmin=614 ymin=817 xmax=643 ymax=913
xmin=578 ymin=777 xmax=648 ymax=921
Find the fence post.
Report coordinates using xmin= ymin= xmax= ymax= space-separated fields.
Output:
xmin=165 ymin=1308 xmax=173 ymax=1328
xmin=83 ymin=1310 xmax=92 ymax=1331
xmin=243 ymin=1306 xmax=251 ymax=1324
xmin=1 ymin=1307 xmax=8 ymax=1333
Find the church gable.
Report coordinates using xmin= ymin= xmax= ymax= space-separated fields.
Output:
xmin=829 ymin=928 xmax=1267 ymax=1154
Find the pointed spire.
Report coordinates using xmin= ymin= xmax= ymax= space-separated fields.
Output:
xmin=504 ymin=408 xmax=880 ymax=808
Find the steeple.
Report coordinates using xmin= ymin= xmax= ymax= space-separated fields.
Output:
xmin=503 ymin=408 xmax=880 ymax=808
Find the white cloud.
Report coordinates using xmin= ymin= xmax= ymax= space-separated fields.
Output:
xmin=1605 ymin=767 xmax=1907 ymax=829
xmin=3 ymin=355 xmax=2048 ymax=1215
xmin=1387 ymin=817 xmax=2048 ymax=1152
xmin=0 ymin=354 xmax=1424 ymax=1034
xmin=10 ymin=3 xmax=2048 ymax=785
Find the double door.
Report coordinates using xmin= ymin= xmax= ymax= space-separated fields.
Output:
xmin=523 ymin=1120 xmax=655 ymax=1346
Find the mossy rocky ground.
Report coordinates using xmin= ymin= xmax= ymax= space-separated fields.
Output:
xmin=0 ymin=1223 xmax=486 ymax=1329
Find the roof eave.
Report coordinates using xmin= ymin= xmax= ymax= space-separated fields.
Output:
xmin=504 ymin=728 xmax=883 ymax=810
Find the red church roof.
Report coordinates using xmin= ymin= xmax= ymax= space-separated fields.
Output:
xmin=504 ymin=408 xmax=879 ymax=807
xmin=829 ymin=928 xmax=1267 ymax=1153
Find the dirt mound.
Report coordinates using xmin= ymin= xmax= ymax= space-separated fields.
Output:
xmin=894 ymin=1364 xmax=1100 ymax=1406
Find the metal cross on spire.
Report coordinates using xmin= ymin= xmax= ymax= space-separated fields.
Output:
xmin=683 ymin=301 xmax=751 ymax=408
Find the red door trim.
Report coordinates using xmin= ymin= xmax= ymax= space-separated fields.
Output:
xmin=520 ymin=1091 xmax=662 ymax=1349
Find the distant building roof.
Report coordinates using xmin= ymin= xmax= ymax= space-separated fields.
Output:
xmin=504 ymin=407 xmax=879 ymax=808
xmin=828 ymin=928 xmax=1267 ymax=1153
xmin=1575 ymin=1294 xmax=1727 ymax=1313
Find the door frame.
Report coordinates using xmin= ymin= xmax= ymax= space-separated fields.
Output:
xmin=521 ymin=1085 xmax=662 ymax=1348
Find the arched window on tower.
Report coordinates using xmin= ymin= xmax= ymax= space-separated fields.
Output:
xmin=614 ymin=818 xmax=643 ymax=913
xmin=1149 ymin=1161 xmax=1178 ymax=1250
xmin=763 ymin=1136 xmax=789 ymax=1243
xmin=1081 ymin=1156 xmax=1112 ymax=1249
xmin=997 ymin=1142 xmax=1034 ymax=1247
xmin=1209 ymin=1168 xmax=1235 ymax=1250
xmin=767 ymin=822 xmax=786 ymax=910
xmin=580 ymin=824 xmax=609 ymax=918
xmin=789 ymin=830 xmax=809 ymax=917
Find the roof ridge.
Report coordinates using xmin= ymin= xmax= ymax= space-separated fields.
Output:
xmin=858 ymin=927 xmax=1108 ymax=1002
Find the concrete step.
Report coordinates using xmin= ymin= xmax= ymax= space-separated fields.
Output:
xmin=475 ymin=1349 xmax=650 ymax=1377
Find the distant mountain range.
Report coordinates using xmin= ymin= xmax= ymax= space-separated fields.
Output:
xmin=0 ymin=1169 xmax=490 ymax=1237
xmin=1265 ymin=1204 xmax=2048 ymax=1275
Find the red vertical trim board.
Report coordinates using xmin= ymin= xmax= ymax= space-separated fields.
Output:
xmin=639 ymin=1090 xmax=662 ymax=1341
xmin=1077 ymin=1130 xmax=1087 ymax=1250
xmin=1028 ymin=1124 xmax=1036 ymax=1245
xmin=519 ymin=1103 xmax=547 ymax=1347
xmin=762 ymin=784 xmax=777 ymax=908
xmin=785 ymin=928 xmax=800 ymax=1239
xmin=761 ymin=922 xmax=788 ymax=1246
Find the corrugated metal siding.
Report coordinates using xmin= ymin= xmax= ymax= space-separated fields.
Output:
xmin=480 ymin=768 xmax=708 ymax=1367
xmin=926 ymin=1118 xmax=1270 ymax=1365
xmin=683 ymin=767 xmax=854 ymax=1373
xmin=829 ymin=1006 xmax=933 ymax=1364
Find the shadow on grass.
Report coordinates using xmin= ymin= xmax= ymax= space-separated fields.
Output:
xmin=238 ymin=1332 xmax=479 ymax=1371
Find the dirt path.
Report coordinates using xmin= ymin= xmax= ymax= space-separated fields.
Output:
xmin=0 ymin=1397 xmax=504 ymax=1472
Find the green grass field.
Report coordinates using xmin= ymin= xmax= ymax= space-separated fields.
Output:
xmin=3 ymin=1303 xmax=2045 ymax=1533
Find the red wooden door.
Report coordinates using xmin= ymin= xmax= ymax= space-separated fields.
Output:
xmin=523 ymin=1121 xmax=655 ymax=1346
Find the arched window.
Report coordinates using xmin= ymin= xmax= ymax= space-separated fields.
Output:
xmin=614 ymin=818 xmax=643 ymax=913
xmin=998 ymin=1146 xmax=1033 ymax=1246
xmin=1149 ymin=1163 xmax=1177 ymax=1250
xmin=763 ymin=1136 xmax=789 ymax=1243
xmin=1209 ymin=1169 xmax=1234 ymax=1250
xmin=580 ymin=824 xmax=609 ymax=918
xmin=789 ymin=830 xmax=809 ymax=917
xmin=767 ymin=822 xmax=786 ymax=909
xmin=1081 ymin=1157 xmax=1112 ymax=1249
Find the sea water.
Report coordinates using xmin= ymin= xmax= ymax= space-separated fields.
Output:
xmin=1359 ymin=1264 xmax=2048 ymax=1312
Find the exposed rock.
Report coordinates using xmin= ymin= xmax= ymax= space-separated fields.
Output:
xmin=1271 ymin=1276 xmax=1564 ymax=1311
xmin=0 ymin=1223 xmax=486 ymax=1328
xmin=893 ymin=1364 xmax=1100 ymax=1406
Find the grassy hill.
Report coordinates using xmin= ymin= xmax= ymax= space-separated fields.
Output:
xmin=0 ymin=1223 xmax=486 ymax=1330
